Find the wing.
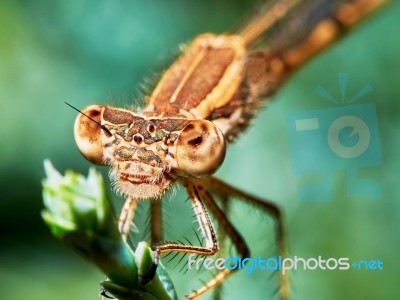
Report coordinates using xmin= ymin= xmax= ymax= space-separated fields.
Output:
xmin=144 ymin=0 xmax=388 ymax=141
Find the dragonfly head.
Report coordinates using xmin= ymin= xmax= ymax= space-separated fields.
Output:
xmin=74 ymin=105 xmax=226 ymax=199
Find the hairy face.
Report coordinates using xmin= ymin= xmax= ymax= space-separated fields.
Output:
xmin=74 ymin=105 xmax=226 ymax=199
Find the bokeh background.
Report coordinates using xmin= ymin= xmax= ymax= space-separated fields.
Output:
xmin=1 ymin=0 xmax=399 ymax=299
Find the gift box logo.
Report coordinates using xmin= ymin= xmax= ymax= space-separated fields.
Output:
xmin=287 ymin=74 xmax=382 ymax=202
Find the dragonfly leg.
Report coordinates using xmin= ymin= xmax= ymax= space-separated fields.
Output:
xmin=204 ymin=176 xmax=289 ymax=300
xmin=118 ymin=197 xmax=138 ymax=240
xmin=211 ymin=193 xmax=231 ymax=300
xmin=185 ymin=179 xmax=249 ymax=300
xmin=153 ymin=181 xmax=219 ymax=261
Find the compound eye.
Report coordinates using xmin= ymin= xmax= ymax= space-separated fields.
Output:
xmin=176 ymin=120 xmax=226 ymax=178
xmin=74 ymin=105 xmax=106 ymax=165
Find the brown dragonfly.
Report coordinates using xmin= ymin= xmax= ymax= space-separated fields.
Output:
xmin=71 ymin=0 xmax=388 ymax=299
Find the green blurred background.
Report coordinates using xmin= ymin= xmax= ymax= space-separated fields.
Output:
xmin=1 ymin=0 xmax=399 ymax=299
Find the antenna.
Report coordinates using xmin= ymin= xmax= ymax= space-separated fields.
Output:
xmin=64 ymin=102 xmax=112 ymax=136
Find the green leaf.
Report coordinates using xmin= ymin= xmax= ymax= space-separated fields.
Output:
xmin=42 ymin=160 xmax=176 ymax=299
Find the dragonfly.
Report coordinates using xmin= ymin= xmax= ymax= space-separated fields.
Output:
xmin=71 ymin=0 xmax=388 ymax=299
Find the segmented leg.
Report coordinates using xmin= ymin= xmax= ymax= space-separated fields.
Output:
xmin=104 ymin=199 xmax=139 ymax=299
xmin=212 ymin=194 xmax=231 ymax=300
xmin=185 ymin=179 xmax=249 ymax=300
xmin=118 ymin=197 xmax=138 ymax=240
xmin=204 ymin=176 xmax=289 ymax=300
xmin=153 ymin=180 xmax=219 ymax=265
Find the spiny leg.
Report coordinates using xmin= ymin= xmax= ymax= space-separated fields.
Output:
xmin=212 ymin=194 xmax=231 ymax=300
xmin=150 ymin=180 xmax=247 ymax=300
xmin=151 ymin=182 xmax=219 ymax=298
xmin=118 ymin=199 xmax=163 ymax=285
xmin=103 ymin=199 xmax=138 ymax=298
xmin=186 ymin=180 xmax=249 ymax=300
xmin=204 ymin=176 xmax=289 ymax=300
xmin=118 ymin=197 xmax=138 ymax=240
xmin=153 ymin=181 xmax=219 ymax=265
